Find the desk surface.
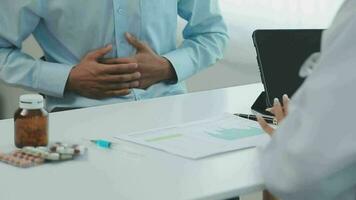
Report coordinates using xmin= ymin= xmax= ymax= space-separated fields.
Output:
xmin=0 ymin=83 xmax=265 ymax=200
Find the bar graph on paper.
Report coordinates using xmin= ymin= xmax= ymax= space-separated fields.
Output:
xmin=115 ymin=114 xmax=270 ymax=159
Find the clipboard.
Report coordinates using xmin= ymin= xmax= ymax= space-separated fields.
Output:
xmin=251 ymin=29 xmax=323 ymax=110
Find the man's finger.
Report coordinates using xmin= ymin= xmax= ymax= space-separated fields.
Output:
xmin=99 ymin=72 xmax=141 ymax=83
xmin=102 ymin=58 xmax=137 ymax=65
xmin=125 ymin=32 xmax=147 ymax=51
xmin=101 ymin=81 xmax=140 ymax=91
xmin=257 ymin=115 xmax=275 ymax=136
xmin=273 ymin=98 xmax=285 ymax=122
xmin=100 ymin=63 xmax=138 ymax=75
xmin=283 ymin=94 xmax=290 ymax=115
xmin=86 ymin=45 xmax=113 ymax=60
xmin=103 ymin=89 xmax=131 ymax=97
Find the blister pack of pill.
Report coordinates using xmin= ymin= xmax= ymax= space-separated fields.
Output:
xmin=0 ymin=142 xmax=87 ymax=168
xmin=0 ymin=150 xmax=44 ymax=168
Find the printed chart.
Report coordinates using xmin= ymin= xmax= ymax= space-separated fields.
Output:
xmin=115 ymin=114 xmax=270 ymax=159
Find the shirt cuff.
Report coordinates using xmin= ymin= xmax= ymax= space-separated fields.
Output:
xmin=163 ymin=48 xmax=196 ymax=82
xmin=36 ymin=61 xmax=74 ymax=98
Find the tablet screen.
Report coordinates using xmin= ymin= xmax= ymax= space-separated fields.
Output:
xmin=253 ymin=29 xmax=322 ymax=107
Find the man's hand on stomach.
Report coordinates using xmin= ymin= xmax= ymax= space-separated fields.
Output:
xmin=66 ymin=45 xmax=141 ymax=99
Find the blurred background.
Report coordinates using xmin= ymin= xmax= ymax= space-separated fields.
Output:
xmin=0 ymin=0 xmax=345 ymax=120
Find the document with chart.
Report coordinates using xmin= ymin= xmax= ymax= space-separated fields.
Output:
xmin=114 ymin=114 xmax=270 ymax=159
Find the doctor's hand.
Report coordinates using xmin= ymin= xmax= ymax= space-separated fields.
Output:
xmin=259 ymin=95 xmax=290 ymax=200
xmin=66 ymin=45 xmax=141 ymax=99
xmin=257 ymin=94 xmax=290 ymax=136
xmin=102 ymin=33 xmax=177 ymax=89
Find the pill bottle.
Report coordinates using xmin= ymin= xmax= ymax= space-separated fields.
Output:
xmin=14 ymin=94 xmax=48 ymax=148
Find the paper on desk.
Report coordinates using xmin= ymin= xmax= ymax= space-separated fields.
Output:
xmin=114 ymin=113 xmax=270 ymax=159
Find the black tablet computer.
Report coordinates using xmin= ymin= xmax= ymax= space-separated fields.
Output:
xmin=253 ymin=29 xmax=323 ymax=107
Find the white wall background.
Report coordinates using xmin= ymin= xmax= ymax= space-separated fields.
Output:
xmin=0 ymin=0 xmax=345 ymax=119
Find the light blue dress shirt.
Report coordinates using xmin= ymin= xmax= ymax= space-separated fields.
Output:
xmin=0 ymin=0 xmax=228 ymax=111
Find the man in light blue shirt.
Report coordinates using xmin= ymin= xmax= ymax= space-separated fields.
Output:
xmin=0 ymin=0 xmax=228 ymax=111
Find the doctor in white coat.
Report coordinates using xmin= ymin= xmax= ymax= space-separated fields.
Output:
xmin=257 ymin=0 xmax=356 ymax=199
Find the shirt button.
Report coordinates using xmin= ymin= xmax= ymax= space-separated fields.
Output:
xmin=117 ymin=8 xmax=125 ymax=15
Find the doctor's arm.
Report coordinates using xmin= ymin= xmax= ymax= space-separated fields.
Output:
xmin=258 ymin=10 xmax=356 ymax=199
xmin=258 ymin=67 xmax=356 ymax=200
xmin=257 ymin=95 xmax=289 ymax=200
xmin=259 ymin=88 xmax=356 ymax=200
xmin=163 ymin=0 xmax=229 ymax=82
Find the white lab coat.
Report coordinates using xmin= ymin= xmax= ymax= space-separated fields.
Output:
xmin=261 ymin=0 xmax=356 ymax=200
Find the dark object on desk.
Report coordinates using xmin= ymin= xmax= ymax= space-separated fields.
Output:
xmin=252 ymin=29 xmax=323 ymax=108
xmin=251 ymin=91 xmax=272 ymax=116
xmin=235 ymin=113 xmax=277 ymax=125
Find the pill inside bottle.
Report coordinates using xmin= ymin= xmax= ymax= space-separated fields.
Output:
xmin=14 ymin=94 xmax=49 ymax=148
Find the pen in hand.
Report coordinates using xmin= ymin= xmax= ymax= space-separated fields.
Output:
xmin=235 ymin=113 xmax=278 ymax=125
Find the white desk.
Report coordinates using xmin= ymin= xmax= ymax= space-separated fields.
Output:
xmin=0 ymin=83 xmax=265 ymax=200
